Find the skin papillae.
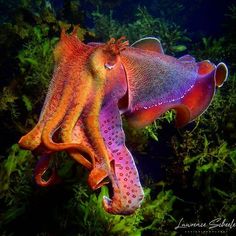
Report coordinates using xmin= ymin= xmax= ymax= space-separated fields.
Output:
xmin=18 ymin=28 xmax=228 ymax=215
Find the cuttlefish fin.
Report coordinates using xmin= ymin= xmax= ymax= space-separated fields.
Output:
xmin=171 ymin=61 xmax=228 ymax=128
xmin=174 ymin=62 xmax=227 ymax=127
xmin=178 ymin=54 xmax=196 ymax=63
xmin=124 ymin=59 xmax=228 ymax=128
xmin=198 ymin=60 xmax=215 ymax=75
xmin=176 ymin=61 xmax=228 ymax=127
xmin=131 ymin=37 xmax=164 ymax=54
xmin=124 ymin=101 xmax=191 ymax=128
xmin=214 ymin=62 xmax=228 ymax=87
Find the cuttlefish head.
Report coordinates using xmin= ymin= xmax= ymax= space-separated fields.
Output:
xmin=88 ymin=37 xmax=129 ymax=78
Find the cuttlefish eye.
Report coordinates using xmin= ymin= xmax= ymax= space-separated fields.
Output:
xmin=104 ymin=63 xmax=115 ymax=70
xmin=104 ymin=55 xmax=118 ymax=70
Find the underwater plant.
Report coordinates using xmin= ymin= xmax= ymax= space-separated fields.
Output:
xmin=92 ymin=7 xmax=190 ymax=54
xmin=91 ymin=9 xmax=126 ymax=40
xmin=0 ymin=144 xmax=34 ymax=229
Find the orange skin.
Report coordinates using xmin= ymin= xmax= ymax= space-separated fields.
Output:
xmin=18 ymin=28 xmax=228 ymax=215
xmin=19 ymin=29 xmax=125 ymax=172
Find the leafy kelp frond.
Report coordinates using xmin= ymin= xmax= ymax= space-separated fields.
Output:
xmin=92 ymin=7 xmax=190 ymax=54
xmin=191 ymin=4 xmax=236 ymax=67
xmin=181 ymin=139 xmax=236 ymax=218
xmin=225 ymin=4 xmax=236 ymax=67
xmin=65 ymin=186 xmax=177 ymax=236
xmin=0 ymin=144 xmax=33 ymax=194
xmin=226 ymin=4 xmax=236 ymax=20
xmin=123 ymin=111 xmax=175 ymax=155
xmin=192 ymin=37 xmax=229 ymax=62
xmin=89 ymin=0 xmax=122 ymax=9
xmin=0 ymin=144 xmax=34 ymax=228
xmin=126 ymin=7 xmax=190 ymax=54
xmin=92 ymin=9 xmax=126 ymax=40
xmin=0 ymin=87 xmax=18 ymax=119
xmin=17 ymin=26 xmax=58 ymax=95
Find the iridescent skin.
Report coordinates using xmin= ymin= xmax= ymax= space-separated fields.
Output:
xmin=18 ymin=29 xmax=228 ymax=215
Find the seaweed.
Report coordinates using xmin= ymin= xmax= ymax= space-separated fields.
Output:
xmin=91 ymin=9 xmax=126 ymax=40
xmin=0 ymin=144 xmax=34 ymax=228
xmin=59 ymin=185 xmax=177 ymax=236
xmin=92 ymin=7 xmax=190 ymax=54
xmin=170 ymin=72 xmax=236 ymax=220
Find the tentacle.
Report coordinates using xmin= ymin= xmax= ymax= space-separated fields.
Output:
xmin=99 ymin=101 xmax=144 ymax=214
xmin=85 ymin=88 xmax=111 ymax=170
xmin=58 ymin=75 xmax=94 ymax=169
xmin=19 ymin=30 xmax=93 ymax=152
xmin=88 ymin=163 xmax=109 ymax=189
xmin=41 ymin=71 xmax=94 ymax=155
xmin=34 ymin=155 xmax=60 ymax=187
xmin=41 ymin=81 xmax=76 ymax=148
xmin=60 ymin=71 xmax=92 ymax=141
xmin=18 ymin=67 xmax=75 ymax=150
xmin=61 ymin=117 xmax=95 ymax=170
xmin=86 ymin=60 xmax=143 ymax=214
xmin=68 ymin=151 xmax=92 ymax=169
xmin=18 ymin=123 xmax=44 ymax=150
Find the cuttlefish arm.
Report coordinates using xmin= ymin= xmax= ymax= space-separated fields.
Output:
xmin=100 ymin=100 xmax=144 ymax=214
xmin=120 ymin=38 xmax=228 ymax=127
xmin=18 ymin=28 xmax=95 ymax=164
xmin=34 ymin=155 xmax=60 ymax=186
xmin=19 ymin=29 xmax=96 ymax=184
xmin=87 ymin=59 xmax=144 ymax=214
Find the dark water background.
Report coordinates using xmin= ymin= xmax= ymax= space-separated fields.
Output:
xmin=50 ymin=0 xmax=235 ymax=36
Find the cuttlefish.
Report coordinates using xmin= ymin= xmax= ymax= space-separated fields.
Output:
xmin=18 ymin=28 xmax=228 ymax=215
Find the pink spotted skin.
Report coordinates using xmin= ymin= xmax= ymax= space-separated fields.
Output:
xmin=96 ymin=61 xmax=144 ymax=214
xmin=99 ymin=101 xmax=144 ymax=214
